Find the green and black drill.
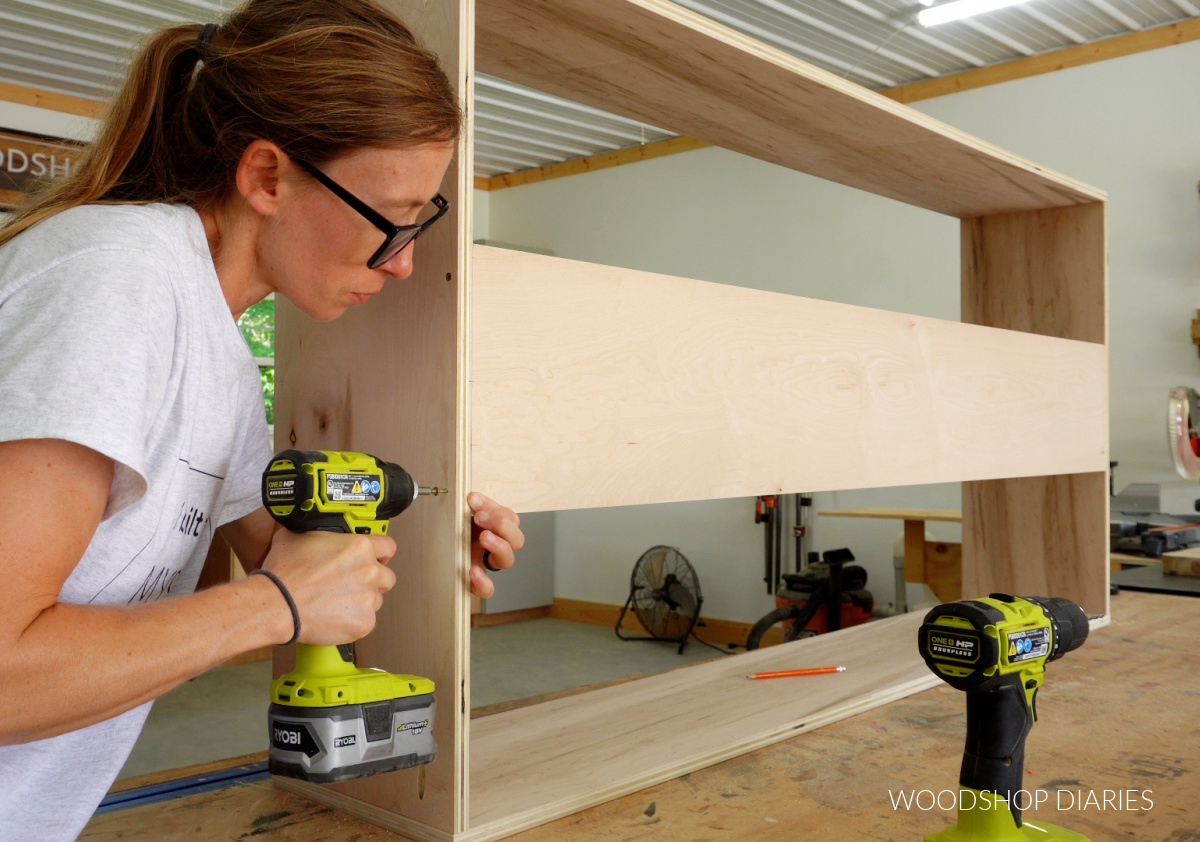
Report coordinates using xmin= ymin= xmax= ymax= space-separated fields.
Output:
xmin=261 ymin=449 xmax=445 ymax=783
xmin=918 ymin=593 xmax=1091 ymax=842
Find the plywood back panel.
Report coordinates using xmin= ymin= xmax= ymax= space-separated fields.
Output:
xmin=273 ymin=0 xmax=473 ymax=831
xmin=471 ymin=246 xmax=1109 ymax=513
xmin=961 ymin=203 xmax=1109 ymax=616
xmin=475 ymin=0 xmax=1104 ymax=218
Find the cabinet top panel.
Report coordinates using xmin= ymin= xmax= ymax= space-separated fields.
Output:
xmin=476 ymin=0 xmax=1105 ymax=218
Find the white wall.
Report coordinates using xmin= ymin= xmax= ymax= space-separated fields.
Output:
xmin=482 ymin=40 xmax=1200 ymax=622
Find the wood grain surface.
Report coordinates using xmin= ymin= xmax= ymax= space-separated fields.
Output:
xmin=471 ymin=246 xmax=1109 ymax=514
xmin=820 ymin=508 xmax=963 ymax=522
xmin=82 ymin=592 xmax=1193 ymax=842
xmin=272 ymin=0 xmax=474 ymax=831
xmin=475 ymin=0 xmax=1104 ymax=218
xmin=466 ymin=611 xmax=938 ymax=833
xmin=961 ymin=203 xmax=1109 ymax=618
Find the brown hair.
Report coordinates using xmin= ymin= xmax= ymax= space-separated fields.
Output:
xmin=0 ymin=0 xmax=462 ymax=248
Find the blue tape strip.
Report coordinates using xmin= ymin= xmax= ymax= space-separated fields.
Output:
xmin=95 ymin=762 xmax=270 ymax=815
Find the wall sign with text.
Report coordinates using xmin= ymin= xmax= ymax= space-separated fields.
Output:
xmin=0 ymin=128 xmax=84 ymax=210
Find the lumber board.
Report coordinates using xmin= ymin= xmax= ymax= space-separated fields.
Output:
xmin=548 ymin=596 xmax=784 ymax=649
xmin=466 ymin=611 xmax=938 ymax=835
xmin=923 ymin=540 xmax=963 ymax=602
xmin=272 ymin=0 xmax=473 ymax=831
xmin=477 ymin=136 xmax=712 ymax=190
xmin=1161 ymin=546 xmax=1200 ymax=577
xmin=470 ymin=246 xmax=1109 ymax=514
xmin=961 ymin=203 xmax=1109 ymax=616
xmin=474 ymin=0 xmax=1104 ymax=218
xmin=819 ymin=507 xmax=962 ymax=522
xmin=884 ymin=17 xmax=1200 ymax=105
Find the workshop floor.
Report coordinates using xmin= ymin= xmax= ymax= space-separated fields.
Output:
xmin=117 ymin=618 xmax=724 ymax=780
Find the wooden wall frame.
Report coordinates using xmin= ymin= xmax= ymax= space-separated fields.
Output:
xmin=273 ymin=0 xmax=1109 ymax=839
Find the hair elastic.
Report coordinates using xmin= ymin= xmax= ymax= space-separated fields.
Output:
xmin=482 ymin=550 xmax=499 ymax=572
xmin=196 ymin=23 xmax=218 ymax=52
xmin=250 ymin=568 xmax=301 ymax=646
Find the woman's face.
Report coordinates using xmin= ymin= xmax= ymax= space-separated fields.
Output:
xmin=266 ymin=142 xmax=454 ymax=321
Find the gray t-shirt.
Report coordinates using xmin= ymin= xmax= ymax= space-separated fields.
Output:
xmin=0 ymin=203 xmax=272 ymax=840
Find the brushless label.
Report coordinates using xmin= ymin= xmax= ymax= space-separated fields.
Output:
xmin=325 ymin=473 xmax=381 ymax=502
xmin=1006 ymin=626 xmax=1050 ymax=663
xmin=925 ymin=628 xmax=981 ymax=664
xmin=265 ymin=474 xmax=297 ymax=503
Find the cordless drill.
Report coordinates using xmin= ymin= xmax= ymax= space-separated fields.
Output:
xmin=918 ymin=594 xmax=1090 ymax=842
xmin=261 ymin=449 xmax=444 ymax=783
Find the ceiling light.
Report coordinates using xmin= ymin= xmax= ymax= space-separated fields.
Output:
xmin=918 ymin=0 xmax=1033 ymax=27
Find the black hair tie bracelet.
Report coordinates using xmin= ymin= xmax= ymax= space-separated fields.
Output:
xmin=250 ymin=568 xmax=300 ymax=646
xmin=482 ymin=550 xmax=499 ymax=572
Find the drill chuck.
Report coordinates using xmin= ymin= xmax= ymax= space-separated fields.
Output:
xmin=1022 ymin=596 xmax=1089 ymax=661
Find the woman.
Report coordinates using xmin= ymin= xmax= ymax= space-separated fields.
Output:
xmin=0 ymin=1 xmax=523 ymax=838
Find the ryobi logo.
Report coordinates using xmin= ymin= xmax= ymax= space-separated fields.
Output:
xmin=334 ymin=735 xmax=357 ymax=748
xmin=271 ymin=721 xmax=322 ymax=757
xmin=275 ymin=727 xmax=302 ymax=746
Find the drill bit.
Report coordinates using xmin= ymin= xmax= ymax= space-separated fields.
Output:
xmin=418 ymin=486 xmax=448 ymax=496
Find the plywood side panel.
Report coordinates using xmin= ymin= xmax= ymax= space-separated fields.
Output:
xmin=466 ymin=611 xmax=938 ymax=836
xmin=475 ymin=0 xmax=1103 ymax=218
xmin=962 ymin=203 xmax=1107 ymax=344
xmin=963 ymin=474 xmax=1109 ymax=616
xmin=961 ymin=203 xmax=1109 ymax=616
xmin=273 ymin=0 xmax=472 ymax=831
xmin=470 ymin=246 xmax=1109 ymax=513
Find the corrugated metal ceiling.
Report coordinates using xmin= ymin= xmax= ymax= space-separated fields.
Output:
xmin=0 ymin=0 xmax=1195 ymax=178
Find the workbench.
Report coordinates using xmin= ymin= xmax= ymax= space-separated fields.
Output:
xmin=820 ymin=507 xmax=963 ymax=602
xmin=82 ymin=591 xmax=1197 ymax=841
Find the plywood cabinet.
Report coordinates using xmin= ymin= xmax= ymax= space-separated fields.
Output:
xmin=274 ymin=1 xmax=1108 ymax=838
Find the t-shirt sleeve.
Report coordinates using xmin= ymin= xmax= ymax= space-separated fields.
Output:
xmin=0 ymin=248 xmax=176 ymax=518
xmin=216 ymin=362 xmax=273 ymax=527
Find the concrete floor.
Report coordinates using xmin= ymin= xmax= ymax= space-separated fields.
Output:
xmin=118 ymin=619 xmax=726 ymax=780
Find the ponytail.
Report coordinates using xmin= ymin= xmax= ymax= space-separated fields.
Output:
xmin=0 ymin=0 xmax=462 ymax=249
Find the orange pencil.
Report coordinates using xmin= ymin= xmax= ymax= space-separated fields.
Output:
xmin=747 ymin=666 xmax=846 ymax=680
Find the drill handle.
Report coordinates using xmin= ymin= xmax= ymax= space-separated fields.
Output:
xmin=960 ymin=673 xmax=1034 ymax=828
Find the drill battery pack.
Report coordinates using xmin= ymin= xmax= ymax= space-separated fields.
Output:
xmin=269 ymin=692 xmax=437 ymax=784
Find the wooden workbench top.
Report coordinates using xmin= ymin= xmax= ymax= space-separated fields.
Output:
xmin=819 ymin=507 xmax=963 ymax=522
xmin=82 ymin=591 xmax=1196 ymax=841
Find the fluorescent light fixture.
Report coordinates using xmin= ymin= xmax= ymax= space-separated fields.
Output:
xmin=918 ymin=0 xmax=1033 ymax=26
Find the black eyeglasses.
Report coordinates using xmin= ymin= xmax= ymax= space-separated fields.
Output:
xmin=293 ymin=157 xmax=449 ymax=270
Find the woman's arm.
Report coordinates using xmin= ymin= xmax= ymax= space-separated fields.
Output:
xmin=218 ymin=505 xmax=277 ymax=573
xmin=0 ymin=438 xmax=396 ymax=745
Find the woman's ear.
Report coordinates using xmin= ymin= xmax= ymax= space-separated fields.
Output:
xmin=235 ymin=139 xmax=289 ymax=217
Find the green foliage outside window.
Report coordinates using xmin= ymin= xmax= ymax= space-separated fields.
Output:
xmin=237 ymin=298 xmax=275 ymax=424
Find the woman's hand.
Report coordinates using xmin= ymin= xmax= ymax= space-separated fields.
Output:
xmin=468 ymin=493 xmax=524 ymax=599
xmin=260 ymin=528 xmax=397 ymax=646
